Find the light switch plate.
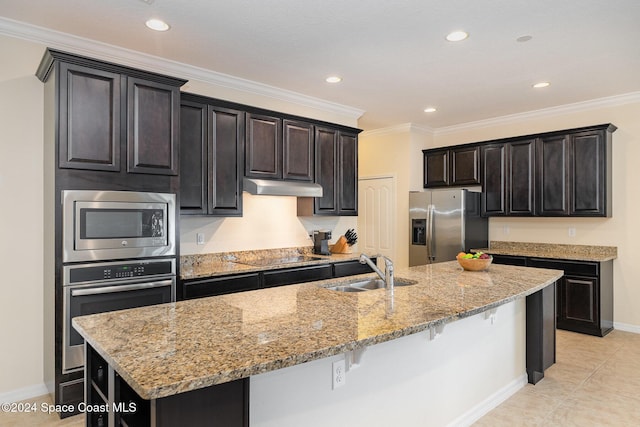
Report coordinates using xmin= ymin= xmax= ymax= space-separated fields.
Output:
xmin=196 ymin=233 xmax=205 ymax=245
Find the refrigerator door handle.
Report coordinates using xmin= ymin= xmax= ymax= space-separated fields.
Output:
xmin=427 ymin=204 xmax=435 ymax=262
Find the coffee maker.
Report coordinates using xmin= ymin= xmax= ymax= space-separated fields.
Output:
xmin=312 ymin=231 xmax=332 ymax=255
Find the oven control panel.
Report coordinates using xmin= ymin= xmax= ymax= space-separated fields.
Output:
xmin=66 ymin=259 xmax=175 ymax=285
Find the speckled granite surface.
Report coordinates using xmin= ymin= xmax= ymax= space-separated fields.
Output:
xmin=73 ymin=261 xmax=562 ymax=400
xmin=475 ymin=241 xmax=617 ymax=262
xmin=181 ymin=246 xmax=363 ymax=280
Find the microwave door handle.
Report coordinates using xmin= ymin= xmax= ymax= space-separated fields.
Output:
xmin=71 ymin=279 xmax=173 ymax=297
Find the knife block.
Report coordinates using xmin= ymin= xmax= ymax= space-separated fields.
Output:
xmin=330 ymin=236 xmax=352 ymax=254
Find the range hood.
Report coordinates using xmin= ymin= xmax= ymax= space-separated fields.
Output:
xmin=243 ymin=178 xmax=323 ymax=197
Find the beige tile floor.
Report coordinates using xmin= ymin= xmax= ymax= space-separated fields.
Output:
xmin=1 ymin=329 xmax=638 ymax=426
xmin=475 ymin=329 xmax=640 ymax=426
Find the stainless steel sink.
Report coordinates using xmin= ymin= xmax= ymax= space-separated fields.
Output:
xmin=326 ymin=285 xmax=368 ymax=292
xmin=325 ymin=277 xmax=417 ymax=292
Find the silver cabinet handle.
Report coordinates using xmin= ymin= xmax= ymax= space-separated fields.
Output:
xmin=71 ymin=279 xmax=173 ymax=296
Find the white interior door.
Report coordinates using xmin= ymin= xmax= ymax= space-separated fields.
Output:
xmin=357 ymin=176 xmax=395 ymax=260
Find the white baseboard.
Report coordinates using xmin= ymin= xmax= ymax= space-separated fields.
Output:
xmin=446 ymin=373 xmax=528 ymax=427
xmin=614 ymin=322 xmax=640 ymax=334
xmin=0 ymin=383 xmax=49 ymax=404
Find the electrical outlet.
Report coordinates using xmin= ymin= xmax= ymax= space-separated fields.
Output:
xmin=332 ymin=359 xmax=346 ymax=389
xmin=568 ymin=227 xmax=576 ymax=237
xmin=503 ymin=225 xmax=510 ymax=235
xmin=196 ymin=233 xmax=205 ymax=245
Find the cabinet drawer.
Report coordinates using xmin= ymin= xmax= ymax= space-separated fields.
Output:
xmin=263 ymin=265 xmax=333 ymax=288
xmin=491 ymin=255 xmax=527 ymax=266
xmin=183 ymin=273 xmax=260 ymax=299
xmin=333 ymin=259 xmax=376 ymax=277
xmin=527 ymin=258 xmax=598 ymax=277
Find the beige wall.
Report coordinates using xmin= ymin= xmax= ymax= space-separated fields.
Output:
xmin=358 ymin=125 xmax=433 ymax=267
xmin=0 ymin=37 xmax=47 ymax=397
xmin=359 ymin=101 xmax=640 ymax=330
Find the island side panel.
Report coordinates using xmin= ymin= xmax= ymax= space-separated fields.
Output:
xmin=84 ymin=343 xmax=249 ymax=427
xmin=525 ymin=282 xmax=557 ymax=384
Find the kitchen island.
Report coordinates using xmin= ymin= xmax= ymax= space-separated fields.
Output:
xmin=73 ymin=261 xmax=562 ymax=426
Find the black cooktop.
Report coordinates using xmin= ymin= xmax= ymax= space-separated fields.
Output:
xmin=235 ymin=255 xmax=325 ymax=267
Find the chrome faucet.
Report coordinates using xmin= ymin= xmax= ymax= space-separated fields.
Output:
xmin=359 ymin=254 xmax=394 ymax=291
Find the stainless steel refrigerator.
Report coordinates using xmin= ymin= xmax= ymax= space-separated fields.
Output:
xmin=409 ymin=189 xmax=488 ymax=266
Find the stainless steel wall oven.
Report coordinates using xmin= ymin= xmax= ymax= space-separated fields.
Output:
xmin=62 ymin=258 xmax=175 ymax=373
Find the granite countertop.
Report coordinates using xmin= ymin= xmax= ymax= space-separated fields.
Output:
xmin=73 ymin=261 xmax=562 ymax=400
xmin=180 ymin=247 xmax=365 ymax=280
xmin=475 ymin=241 xmax=617 ymax=262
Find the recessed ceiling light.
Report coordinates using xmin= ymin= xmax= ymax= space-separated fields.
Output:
xmin=533 ymin=81 xmax=550 ymax=89
xmin=516 ymin=35 xmax=533 ymax=43
xmin=325 ymin=76 xmax=342 ymax=83
xmin=446 ymin=31 xmax=469 ymax=42
xmin=145 ymin=18 xmax=170 ymax=31
xmin=424 ymin=107 xmax=437 ymax=113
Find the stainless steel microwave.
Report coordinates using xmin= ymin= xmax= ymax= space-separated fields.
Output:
xmin=62 ymin=190 xmax=176 ymax=262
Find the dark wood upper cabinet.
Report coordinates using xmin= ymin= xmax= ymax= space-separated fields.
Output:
xmin=208 ymin=106 xmax=244 ymax=215
xmin=283 ymin=120 xmax=314 ymax=181
xmin=57 ymin=62 xmax=121 ymax=171
xmin=508 ymin=139 xmax=536 ymax=215
xmin=423 ymin=146 xmax=480 ymax=188
xmin=337 ymin=132 xmax=358 ymax=215
xmin=481 ymin=144 xmax=506 ymax=216
xmin=481 ymin=139 xmax=535 ymax=216
xmin=37 ymin=49 xmax=185 ymax=177
xmin=126 ymin=78 xmax=180 ymax=175
xmin=313 ymin=127 xmax=338 ymax=214
xmin=423 ymin=149 xmax=449 ymax=187
xmin=569 ymin=129 xmax=611 ymax=216
xmin=472 ymin=124 xmax=614 ymax=217
xmin=179 ymin=100 xmax=207 ymax=214
xmin=180 ymin=94 xmax=243 ymax=216
xmin=245 ymin=113 xmax=282 ymax=179
xmin=536 ymin=134 xmax=569 ymax=216
xmin=451 ymin=146 xmax=481 ymax=186
xmin=306 ymin=127 xmax=358 ymax=216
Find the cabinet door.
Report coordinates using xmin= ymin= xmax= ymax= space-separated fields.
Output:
xmin=536 ymin=135 xmax=569 ymax=215
xmin=209 ymin=106 xmax=244 ymax=216
xmin=283 ymin=120 xmax=313 ymax=181
xmin=180 ymin=101 xmax=207 ymax=215
xmin=481 ymin=144 xmax=506 ymax=216
xmin=508 ymin=139 xmax=535 ymax=215
xmin=451 ymin=146 xmax=480 ymax=185
xmin=127 ymin=77 xmax=180 ymax=175
xmin=245 ymin=113 xmax=282 ymax=179
xmin=263 ymin=265 xmax=333 ymax=288
xmin=569 ymin=130 xmax=606 ymax=216
xmin=314 ymin=127 xmax=338 ymax=214
xmin=337 ymin=132 xmax=358 ymax=215
xmin=423 ymin=149 xmax=449 ymax=187
xmin=559 ymin=275 xmax=598 ymax=331
xmin=58 ymin=62 xmax=121 ymax=171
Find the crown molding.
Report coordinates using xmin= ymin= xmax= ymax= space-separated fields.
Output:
xmin=434 ymin=91 xmax=640 ymax=136
xmin=0 ymin=17 xmax=365 ymax=121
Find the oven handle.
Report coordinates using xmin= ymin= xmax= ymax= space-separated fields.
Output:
xmin=71 ymin=279 xmax=174 ymax=296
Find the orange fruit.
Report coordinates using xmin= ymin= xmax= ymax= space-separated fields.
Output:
xmin=457 ymin=252 xmax=466 ymax=259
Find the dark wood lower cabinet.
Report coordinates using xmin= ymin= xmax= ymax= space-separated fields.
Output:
xmin=86 ymin=346 xmax=249 ymax=427
xmin=493 ymin=255 xmax=613 ymax=336
xmin=181 ymin=260 xmax=375 ymax=301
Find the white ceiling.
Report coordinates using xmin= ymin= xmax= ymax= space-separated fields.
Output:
xmin=1 ymin=0 xmax=639 ymax=131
